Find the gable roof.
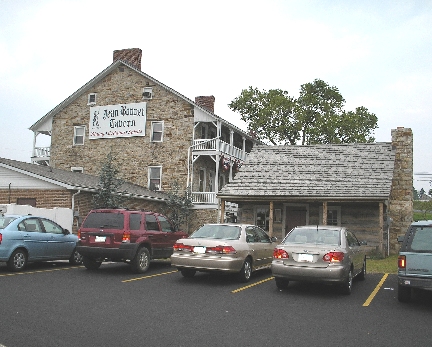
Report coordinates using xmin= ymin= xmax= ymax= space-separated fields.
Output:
xmin=218 ymin=143 xmax=396 ymax=201
xmin=0 ymin=157 xmax=168 ymax=202
xmin=29 ymin=60 xmax=256 ymax=142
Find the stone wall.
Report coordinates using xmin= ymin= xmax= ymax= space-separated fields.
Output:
xmin=388 ymin=127 xmax=413 ymax=253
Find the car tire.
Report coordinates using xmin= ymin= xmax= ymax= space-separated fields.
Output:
xmin=180 ymin=269 xmax=196 ymax=278
xmin=357 ymin=257 xmax=366 ymax=281
xmin=238 ymin=258 xmax=252 ymax=283
xmin=131 ymin=247 xmax=150 ymax=274
xmin=83 ymin=256 xmax=102 ymax=270
xmin=397 ymin=283 xmax=411 ymax=302
xmin=275 ymin=277 xmax=289 ymax=290
xmin=7 ymin=249 xmax=27 ymax=272
xmin=69 ymin=249 xmax=83 ymax=265
xmin=340 ymin=268 xmax=353 ymax=295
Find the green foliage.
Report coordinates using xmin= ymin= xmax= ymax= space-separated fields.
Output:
xmin=413 ymin=187 xmax=419 ymax=200
xmin=367 ymin=255 xmax=397 ymax=274
xmin=229 ymin=79 xmax=378 ymax=145
xmin=92 ymin=151 xmax=126 ymax=209
xmin=413 ymin=200 xmax=432 ymax=220
xmin=162 ymin=182 xmax=193 ymax=231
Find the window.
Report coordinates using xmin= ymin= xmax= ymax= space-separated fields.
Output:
xmin=17 ymin=198 xmax=36 ymax=207
xmin=256 ymin=207 xmax=270 ymax=231
xmin=199 ymin=168 xmax=206 ymax=192
xmin=71 ymin=167 xmax=83 ymax=173
xmin=201 ymin=124 xmax=208 ymax=139
xmin=145 ymin=214 xmax=159 ymax=231
xmin=73 ymin=126 xmax=85 ymax=146
xmin=319 ymin=206 xmax=341 ymax=226
xmin=142 ymin=87 xmax=152 ymax=99
xmin=129 ymin=213 xmax=141 ymax=231
xmin=88 ymin=93 xmax=96 ymax=105
xmin=40 ymin=218 xmax=63 ymax=234
xmin=157 ymin=215 xmax=174 ymax=232
xmin=209 ymin=171 xmax=214 ymax=192
xmin=148 ymin=166 xmax=162 ymax=191
xmin=151 ymin=121 xmax=164 ymax=142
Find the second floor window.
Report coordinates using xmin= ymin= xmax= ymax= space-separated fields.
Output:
xmin=151 ymin=121 xmax=164 ymax=142
xmin=73 ymin=126 xmax=85 ymax=146
xmin=149 ymin=166 xmax=162 ymax=191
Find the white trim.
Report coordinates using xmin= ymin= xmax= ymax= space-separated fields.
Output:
xmin=151 ymin=121 xmax=164 ymax=142
xmin=148 ymin=166 xmax=162 ymax=191
xmin=73 ymin=125 xmax=85 ymax=146
xmin=87 ymin=93 xmax=96 ymax=105
xmin=71 ymin=167 xmax=83 ymax=173
xmin=142 ymin=87 xmax=153 ymax=99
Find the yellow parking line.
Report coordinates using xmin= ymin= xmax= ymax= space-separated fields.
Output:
xmin=362 ymin=273 xmax=389 ymax=307
xmin=0 ymin=266 xmax=82 ymax=277
xmin=122 ymin=270 xmax=178 ymax=283
xmin=231 ymin=277 xmax=274 ymax=293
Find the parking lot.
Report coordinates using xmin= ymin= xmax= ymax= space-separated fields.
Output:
xmin=1 ymin=260 xmax=431 ymax=347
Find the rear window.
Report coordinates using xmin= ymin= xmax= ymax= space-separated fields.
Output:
xmin=190 ymin=225 xmax=240 ymax=240
xmin=0 ymin=216 xmax=17 ymax=229
xmin=283 ymin=227 xmax=340 ymax=246
xmin=408 ymin=226 xmax=432 ymax=252
xmin=82 ymin=212 xmax=124 ymax=229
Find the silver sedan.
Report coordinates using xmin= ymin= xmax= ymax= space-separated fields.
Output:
xmin=171 ymin=223 xmax=277 ymax=282
xmin=271 ymin=225 xmax=367 ymax=294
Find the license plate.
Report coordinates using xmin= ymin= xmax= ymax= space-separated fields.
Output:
xmin=193 ymin=246 xmax=206 ymax=254
xmin=95 ymin=236 xmax=106 ymax=243
xmin=298 ymin=253 xmax=313 ymax=262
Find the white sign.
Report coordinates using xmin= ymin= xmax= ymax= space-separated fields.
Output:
xmin=89 ymin=102 xmax=147 ymax=139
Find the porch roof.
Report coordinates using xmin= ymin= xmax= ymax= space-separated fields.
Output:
xmin=218 ymin=142 xmax=396 ymax=201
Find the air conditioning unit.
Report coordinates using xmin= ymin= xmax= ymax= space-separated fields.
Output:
xmin=142 ymin=91 xmax=152 ymax=99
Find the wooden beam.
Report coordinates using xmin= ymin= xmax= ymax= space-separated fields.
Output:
xmin=323 ymin=201 xmax=327 ymax=225
xmin=220 ymin=199 xmax=225 ymax=223
xmin=269 ymin=201 xmax=274 ymax=237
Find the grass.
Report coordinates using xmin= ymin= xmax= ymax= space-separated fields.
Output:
xmin=367 ymin=254 xmax=398 ymax=274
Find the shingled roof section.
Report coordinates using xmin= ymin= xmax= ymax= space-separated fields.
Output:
xmin=219 ymin=143 xmax=396 ymax=200
xmin=0 ymin=157 xmax=168 ymax=202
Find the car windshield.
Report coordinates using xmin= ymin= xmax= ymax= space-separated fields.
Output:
xmin=190 ymin=225 xmax=240 ymax=240
xmin=283 ymin=227 xmax=340 ymax=246
xmin=82 ymin=212 xmax=124 ymax=229
xmin=0 ymin=216 xmax=17 ymax=229
xmin=409 ymin=226 xmax=432 ymax=252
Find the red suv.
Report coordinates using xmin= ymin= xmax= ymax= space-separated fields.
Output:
xmin=77 ymin=209 xmax=188 ymax=273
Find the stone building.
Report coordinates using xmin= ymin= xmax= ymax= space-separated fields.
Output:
xmin=218 ymin=127 xmax=413 ymax=255
xmin=24 ymin=48 xmax=260 ymax=232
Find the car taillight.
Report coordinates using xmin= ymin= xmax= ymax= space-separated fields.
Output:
xmin=323 ymin=252 xmax=344 ymax=262
xmin=273 ymin=248 xmax=289 ymax=259
xmin=206 ymin=246 xmax=236 ymax=254
xmin=78 ymin=229 xmax=81 ymax=239
xmin=122 ymin=231 xmax=131 ymax=243
xmin=398 ymin=255 xmax=406 ymax=269
xmin=0 ymin=233 xmax=2 ymax=244
xmin=173 ymin=243 xmax=193 ymax=252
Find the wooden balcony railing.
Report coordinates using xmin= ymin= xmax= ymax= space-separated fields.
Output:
xmin=191 ymin=192 xmax=217 ymax=204
xmin=192 ymin=139 xmax=247 ymax=161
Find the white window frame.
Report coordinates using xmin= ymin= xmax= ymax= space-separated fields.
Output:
xmin=87 ymin=93 xmax=96 ymax=105
xmin=142 ymin=87 xmax=153 ymax=99
xmin=151 ymin=121 xmax=164 ymax=142
xmin=148 ymin=166 xmax=162 ymax=191
xmin=71 ymin=167 xmax=83 ymax=173
xmin=73 ymin=126 xmax=85 ymax=146
xmin=319 ymin=206 xmax=341 ymax=226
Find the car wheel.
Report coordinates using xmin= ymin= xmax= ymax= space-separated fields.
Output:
xmin=275 ymin=277 xmax=289 ymax=290
xmin=69 ymin=249 xmax=83 ymax=265
xmin=340 ymin=268 xmax=353 ymax=295
xmin=357 ymin=257 xmax=366 ymax=281
xmin=131 ymin=247 xmax=150 ymax=274
xmin=83 ymin=256 xmax=102 ymax=270
xmin=398 ymin=283 xmax=411 ymax=302
xmin=238 ymin=258 xmax=252 ymax=283
xmin=180 ymin=269 xmax=196 ymax=278
xmin=7 ymin=249 xmax=27 ymax=272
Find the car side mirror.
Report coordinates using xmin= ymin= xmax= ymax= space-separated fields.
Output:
xmin=63 ymin=229 xmax=70 ymax=235
xmin=271 ymin=236 xmax=277 ymax=242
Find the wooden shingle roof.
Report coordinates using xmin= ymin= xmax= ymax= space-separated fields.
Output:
xmin=218 ymin=142 xmax=395 ymax=201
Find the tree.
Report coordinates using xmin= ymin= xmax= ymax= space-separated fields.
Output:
xmin=229 ymin=79 xmax=378 ymax=145
xmin=92 ymin=151 xmax=126 ymax=209
xmin=413 ymin=187 xmax=419 ymax=200
xmin=162 ymin=181 xmax=193 ymax=231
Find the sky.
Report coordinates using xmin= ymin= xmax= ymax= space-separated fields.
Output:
xmin=1 ymin=0 xmax=431 ymax=192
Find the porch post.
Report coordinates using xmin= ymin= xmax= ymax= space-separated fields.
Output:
xmin=379 ymin=202 xmax=384 ymax=256
xmin=322 ymin=202 xmax=327 ymax=225
xmin=269 ymin=201 xmax=274 ymax=237
xmin=220 ymin=199 xmax=225 ymax=223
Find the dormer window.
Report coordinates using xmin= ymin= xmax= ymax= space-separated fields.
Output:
xmin=142 ymin=87 xmax=152 ymax=99
xmin=88 ymin=93 xmax=96 ymax=105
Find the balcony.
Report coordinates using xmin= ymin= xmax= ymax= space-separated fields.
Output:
xmin=31 ymin=147 xmax=51 ymax=166
xmin=192 ymin=139 xmax=247 ymax=161
xmin=191 ymin=192 xmax=217 ymax=204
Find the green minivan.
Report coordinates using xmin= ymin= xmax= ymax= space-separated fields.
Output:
xmin=397 ymin=220 xmax=432 ymax=302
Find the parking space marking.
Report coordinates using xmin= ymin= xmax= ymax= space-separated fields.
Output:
xmin=362 ymin=273 xmax=389 ymax=307
xmin=122 ymin=270 xmax=178 ymax=283
xmin=231 ymin=277 xmax=274 ymax=293
xmin=0 ymin=266 xmax=82 ymax=277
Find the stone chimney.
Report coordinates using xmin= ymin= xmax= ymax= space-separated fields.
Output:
xmin=195 ymin=96 xmax=215 ymax=113
xmin=113 ymin=48 xmax=142 ymax=70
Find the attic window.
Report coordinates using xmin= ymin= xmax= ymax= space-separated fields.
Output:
xmin=142 ymin=87 xmax=152 ymax=99
xmin=88 ymin=93 xmax=96 ymax=105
